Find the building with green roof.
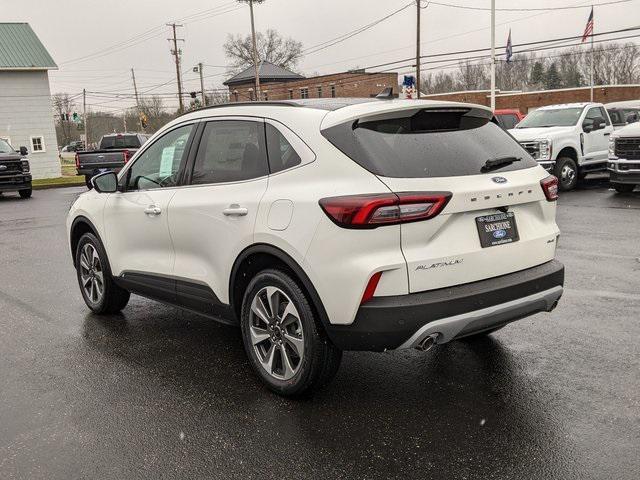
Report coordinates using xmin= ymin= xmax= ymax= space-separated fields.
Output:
xmin=1 ymin=23 xmax=60 ymax=178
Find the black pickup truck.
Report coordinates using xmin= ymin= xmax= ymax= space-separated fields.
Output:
xmin=76 ymin=133 xmax=149 ymax=188
xmin=0 ymin=138 xmax=31 ymax=199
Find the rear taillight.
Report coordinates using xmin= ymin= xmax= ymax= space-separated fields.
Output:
xmin=319 ymin=192 xmax=451 ymax=228
xmin=75 ymin=153 xmax=80 ymax=169
xmin=540 ymin=175 xmax=559 ymax=201
xmin=123 ymin=150 xmax=131 ymax=163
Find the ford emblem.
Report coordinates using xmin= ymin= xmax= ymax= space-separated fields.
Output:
xmin=492 ymin=176 xmax=507 ymax=184
xmin=493 ymin=229 xmax=507 ymax=239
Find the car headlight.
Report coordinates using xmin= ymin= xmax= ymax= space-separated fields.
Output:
xmin=21 ymin=160 xmax=30 ymax=173
xmin=538 ymin=139 xmax=551 ymax=160
xmin=608 ymin=137 xmax=616 ymax=158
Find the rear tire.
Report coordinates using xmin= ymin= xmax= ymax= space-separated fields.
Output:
xmin=75 ymin=232 xmax=130 ymax=314
xmin=554 ymin=157 xmax=578 ymax=191
xmin=18 ymin=189 xmax=32 ymax=199
xmin=240 ymin=269 xmax=342 ymax=397
xmin=613 ymin=183 xmax=636 ymax=193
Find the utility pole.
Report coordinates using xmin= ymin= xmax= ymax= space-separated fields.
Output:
xmin=490 ymin=0 xmax=496 ymax=111
xmin=82 ymin=88 xmax=88 ymax=148
xmin=167 ymin=23 xmax=185 ymax=112
xmin=416 ymin=0 xmax=421 ymax=99
xmin=131 ymin=68 xmax=143 ymax=131
xmin=198 ymin=62 xmax=206 ymax=106
xmin=590 ymin=5 xmax=594 ymax=102
xmin=248 ymin=0 xmax=261 ymax=101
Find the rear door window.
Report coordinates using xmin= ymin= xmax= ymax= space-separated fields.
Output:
xmin=191 ymin=120 xmax=268 ymax=184
xmin=322 ymin=109 xmax=537 ymax=178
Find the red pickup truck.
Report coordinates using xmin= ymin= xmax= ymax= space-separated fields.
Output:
xmin=494 ymin=109 xmax=526 ymax=130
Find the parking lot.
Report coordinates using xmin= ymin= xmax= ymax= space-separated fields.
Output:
xmin=0 ymin=179 xmax=638 ymax=479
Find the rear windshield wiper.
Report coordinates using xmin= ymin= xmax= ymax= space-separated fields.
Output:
xmin=481 ymin=156 xmax=521 ymax=172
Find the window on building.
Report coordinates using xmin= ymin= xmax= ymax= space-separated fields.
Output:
xmin=300 ymin=88 xmax=309 ymax=99
xmin=263 ymin=91 xmax=269 ymax=101
xmin=288 ymin=89 xmax=294 ymax=99
xmin=330 ymin=85 xmax=336 ymax=98
xmin=30 ymin=136 xmax=45 ymax=153
xmin=317 ymin=86 xmax=322 ymax=98
xmin=249 ymin=90 xmax=254 ymax=101
xmin=233 ymin=91 xmax=239 ymax=102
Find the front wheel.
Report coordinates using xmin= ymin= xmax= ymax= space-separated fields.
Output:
xmin=18 ymin=189 xmax=32 ymax=199
xmin=75 ymin=232 xmax=130 ymax=314
xmin=240 ymin=269 xmax=342 ymax=396
xmin=613 ymin=183 xmax=636 ymax=193
xmin=554 ymin=157 xmax=578 ymax=191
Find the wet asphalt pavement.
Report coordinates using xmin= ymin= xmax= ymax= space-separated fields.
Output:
xmin=0 ymin=178 xmax=639 ymax=479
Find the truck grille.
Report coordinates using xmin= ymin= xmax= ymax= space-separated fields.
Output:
xmin=0 ymin=160 xmax=22 ymax=175
xmin=519 ymin=141 xmax=540 ymax=160
xmin=615 ymin=137 xmax=640 ymax=160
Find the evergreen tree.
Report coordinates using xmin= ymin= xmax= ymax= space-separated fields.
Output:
xmin=530 ymin=61 xmax=545 ymax=86
xmin=545 ymin=62 xmax=562 ymax=90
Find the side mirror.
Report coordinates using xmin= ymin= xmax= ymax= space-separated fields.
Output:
xmin=593 ymin=117 xmax=606 ymax=130
xmin=92 ymin=171 xmax=118 ymax=193
xmin=582 ymin=122 xmax=594 ymax=133
xmin=19 ymin=146 xmax=28 ymax=156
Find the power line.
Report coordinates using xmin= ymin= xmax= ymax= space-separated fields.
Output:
xmin=427 ymin=0 xmax=633 ymax=11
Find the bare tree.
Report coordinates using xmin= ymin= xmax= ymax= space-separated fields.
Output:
xmin=456 ymin=61 xmax=489 ymax=91
xmin=138 ymin=95 xmax=175 ymax=132
xmin=224 ymin=29 xmax=303 ymax=73
xmin=421 ymin=71 xmax=457 ymax=94
xmin=52 ymin=93 xmax=77 ymax=146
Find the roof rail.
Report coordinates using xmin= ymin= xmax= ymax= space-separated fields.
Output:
xmin=178 ymin=101 xmax=300 ymax=117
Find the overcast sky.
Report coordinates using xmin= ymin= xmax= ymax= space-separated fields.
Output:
xmin=4 ymin=0 xmax=638 ymax=111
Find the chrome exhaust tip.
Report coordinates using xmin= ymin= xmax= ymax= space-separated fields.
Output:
xmin=415 ymin=333 xmax=439 ymax=352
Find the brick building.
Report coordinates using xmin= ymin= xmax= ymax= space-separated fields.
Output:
xmin=422 ymin=85 xmax=640 ymax=113
xmin=224 ymin=61 xmax=398 ymax=101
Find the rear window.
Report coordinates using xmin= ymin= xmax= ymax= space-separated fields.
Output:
xmin=321 ymin=108 xmax=537 ymax=178
xmin=100 ymin=135 xmax=141 ymax=149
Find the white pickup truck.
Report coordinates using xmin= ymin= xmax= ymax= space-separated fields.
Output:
xmin=608 ymin=121 xmax=640 ymax=193
xmin=509 ymin=102 xmax=614 ymax=191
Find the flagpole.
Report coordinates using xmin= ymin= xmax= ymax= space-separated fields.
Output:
xmin=490 ymin=0 xmax=496 ymax=111
xmin=590 ymin=5 xmax=594 ymax=102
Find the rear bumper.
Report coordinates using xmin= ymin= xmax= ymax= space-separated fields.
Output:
xmin=325 ymin=259 xmax=564 ymax=351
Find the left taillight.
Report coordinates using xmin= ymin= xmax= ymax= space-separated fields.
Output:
xmin=319 ymin=192 xmax=452 ymax=228
xmin=123 ymin=150 xmax=131 ymax=163
xmin=540 ymin=175 xmax=559 ymax=201
xmin=75 ymin=152 xmax=80 ymax=169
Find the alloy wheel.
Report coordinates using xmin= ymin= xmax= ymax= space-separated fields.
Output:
xmin=79 ymin=243 xmax=104 ymax=304
xmin=249 ymin=286 xmax=305 ymax=381
xmin=560 ymin=163 xmax=576 ymax=187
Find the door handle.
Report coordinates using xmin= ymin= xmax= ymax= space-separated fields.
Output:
xmin=604 ymin=132 xmax=610 ymax=136
xmin=144 ymin=205 xmax=162 ymax=216
xmin=223 ymin=204 xmax=248 ymax=217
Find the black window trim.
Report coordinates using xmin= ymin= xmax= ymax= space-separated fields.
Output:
xmin=183 ymin=115 xmax=270 ymax=188
xmin=118 ymin=120 xmax=199 ymax=193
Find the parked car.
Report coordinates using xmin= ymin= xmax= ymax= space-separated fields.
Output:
xmin=605 ymin=101 xmax=640 ymax=130
xmin=494 ymin=108 xmax=525 ymax=130
xmin=76 ymin=133 xmax=149 ymax=188
xmin=509 ymin=102 xmax=614 ymax=191
xmin=67 ymin=99 xmax=564 ymax=396
xmin=608 ymin=121 xmax=640 ymax=193
xmin=0 ymin=138 xmax=31 ymax=199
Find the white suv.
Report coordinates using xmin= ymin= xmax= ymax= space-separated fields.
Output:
xmin=67 ymin=99 xmax=564 ymax=396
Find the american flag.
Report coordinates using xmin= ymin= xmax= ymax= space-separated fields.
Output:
xmin=506 ymin=29 xmax=513 ymax=63
xmin=582 ymin=7 xmax=594 ymax=42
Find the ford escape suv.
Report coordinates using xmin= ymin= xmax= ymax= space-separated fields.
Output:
xmin=67 ymin=98 xmax=564 ymax=396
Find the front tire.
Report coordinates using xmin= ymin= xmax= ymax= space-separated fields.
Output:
xmin=554 ymin=157 xmax=578 ymax=191
xmin=75 ymin=232 xmax=130 ymax=314
xmin=240 ymin=269 xmax=342 ymax=396
xmin=613 ymin=183 xmax=636 ymax=193
xmin=18 ymin=189 xmax=32 ymax=199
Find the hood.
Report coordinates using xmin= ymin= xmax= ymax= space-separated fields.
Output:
xmin=508 ymin=126 xmax=574 ymax=141
xmin=613 ymin=122 xmax=640 ymax=138
xmin=0 ymin=152 xmax=22 ymax=161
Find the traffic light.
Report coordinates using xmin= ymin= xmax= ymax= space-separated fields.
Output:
xmin=189 ymin=91 xmax=197 ymax=99
xmin=139 ymin=112 xmax=148 ymax=129
xmin=72 ymin=112 xmax=79 ymax=122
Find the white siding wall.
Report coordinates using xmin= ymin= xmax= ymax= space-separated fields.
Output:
xmin=0 ymin=70 xmax=60 ymax=179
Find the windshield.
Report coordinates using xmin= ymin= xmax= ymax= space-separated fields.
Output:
xmin=100 ymin=135 xmax=141 ymax=149
xmin=516 ymin=107 xmax=584 ymax=128
xmin=0 ymin=138 xmax=14 ymax=153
